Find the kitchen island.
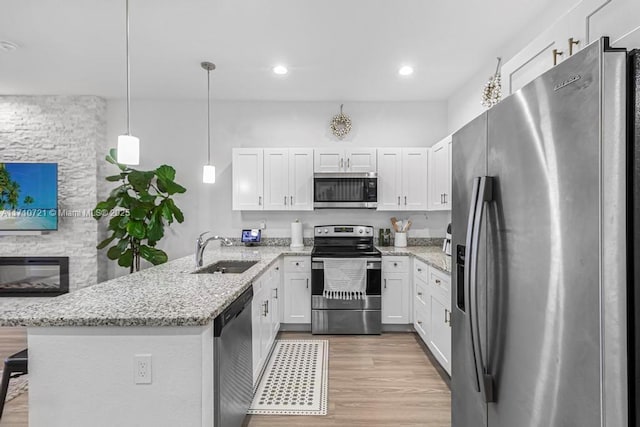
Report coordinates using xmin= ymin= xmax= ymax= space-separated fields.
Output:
xmin=0 ymin=244 xmax=449 ymax=427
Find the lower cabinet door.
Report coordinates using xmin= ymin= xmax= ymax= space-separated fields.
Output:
xmin=382 ymin=272 xmax=409 ymax=324
xmin=429 ymin=293 xmax=451 ymax=374
xmin=283 ymin=273 xmax=311 ymax=323
xmin=252 ymin=291 xmax=265 ymax=385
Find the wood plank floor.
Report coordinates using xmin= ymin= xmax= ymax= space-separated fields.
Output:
xmin=0 ymin=329 xmax=450 ymax=427
xmin=0 ymin=328 xmax=28 ymax=427
xmin=244 ymin=332 xmax=451 ymax=427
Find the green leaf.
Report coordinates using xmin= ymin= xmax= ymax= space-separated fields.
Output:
xmin=118 ymin=249 xmax=133 ymax=267
xmin=93 ymin=199 xmax=116 ymax=219
xmin=107 ymin=245 xmax=123 ymax=260
xmin=128 ymin=171 xmax=155 ymax=193
xmin=139 ymin=193 xmax=156 ymax=204
xmin=108 ymin=215 xmax=122 ymax=231
xmin=160 ymin=201 xmax=173 ymax=223
xmin=146 ymin=214 xmax=164 ymax=242
xmin=106 ymin=149 xmax=127 ymax=171
xmin=127 ymin=220 xmax=146 ymax=239
xmin=157 ymin=177 xmax=187 ymax=195
xmin=116 ymin=238 xmax=129 ymax=252
xmin=114 ymin=228 xmax=127 ymax=239
xmin=97 ymin=235 xmax=116 ymax=250
xmin=140 ymin=245 xmax=168 ymax=265
xmin=110 ymin=185 xmax=127 ymax=198
xmin=130 ymin=207 xmax=147 ymax=221
xmin=118 ymin=215 xmax=130 ymax=229
xmin=105 ymin=174 xmax=124 ymax=182
xmin=155 ymin=165 xmax=176 ymax=182
xmin=166 ymin=199 xmax=185 ymax=223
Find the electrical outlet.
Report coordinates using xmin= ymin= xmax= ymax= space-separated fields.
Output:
xmin=259 ymin=220 xmax=266 ymax=230
xmin=134 ymin=354 xmax=152 ymax=384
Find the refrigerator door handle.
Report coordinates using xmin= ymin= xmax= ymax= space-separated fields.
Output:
xmin=464 ymin=177 xmax=481 ymax=393
xmin=469 ymin=176 xmax=495 ymax=403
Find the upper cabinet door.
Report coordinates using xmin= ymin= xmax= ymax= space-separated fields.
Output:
xmin=263 ymin=149 xmax=289 ymax=210
xmin=377 ymin=148 xmax=403 ymax=211
xmin=346 ymin=148 xmax=377 ymax=173
xmin=314 ymin=149 xmax=344 ymax=172
xmin=428 ymin=136 xmax=451 ymax=211
xmin=289 ymin=148 xmax=314 ymax=210
xmin=232 ymin=148 xmax=264 ymax=210
xmin=402 ymin=148 xmax=429 ymax=211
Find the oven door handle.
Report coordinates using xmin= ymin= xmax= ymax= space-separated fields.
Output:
xmin=311 ymin=259 xmax=381 ymax=270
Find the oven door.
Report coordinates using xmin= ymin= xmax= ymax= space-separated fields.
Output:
xmin=313 ymin=173 xmax=377 ymax=209
xmin=311 ymin=258 xmax=381 ymax=310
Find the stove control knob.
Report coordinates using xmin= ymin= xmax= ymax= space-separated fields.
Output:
xmin=316 ymin=228 xmax=322 ymax=234
xmin=365 ymin=229 xmax=371 ymax=234
xmin=359 ymin=229 xmax=364 ymax=234
xmin=324 ymin=228 xmax=329 ymax=234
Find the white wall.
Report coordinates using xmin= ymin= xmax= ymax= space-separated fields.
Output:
xmin=102 ymin=100 xmax=449 ymax=278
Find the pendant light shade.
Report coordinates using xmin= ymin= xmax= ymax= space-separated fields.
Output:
xmin=201 ymin=61 xmax=216 ymax=184
xmin=117 ymin=135 xmax=140 ymax=165
xmin=117 ymin=0 xmax=140 ymax=165
xmin=202 ymin=165 xmax=216 ymax=184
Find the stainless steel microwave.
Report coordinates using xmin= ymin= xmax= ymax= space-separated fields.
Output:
xmin=313 ymin=172 xmax=378 ymax=209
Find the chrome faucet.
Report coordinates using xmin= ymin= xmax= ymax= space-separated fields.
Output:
xmin=195 ymin=232 xmax=233 ymax=267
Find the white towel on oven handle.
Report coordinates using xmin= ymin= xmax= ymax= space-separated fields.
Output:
xmin=322 ymin=259 xmax=367 ymax=300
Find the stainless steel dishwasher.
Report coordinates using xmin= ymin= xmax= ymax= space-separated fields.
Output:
xmin=214 ymin=286 xmax=253 ymax=427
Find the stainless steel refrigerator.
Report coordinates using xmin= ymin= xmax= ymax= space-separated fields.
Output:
xmin=452 ymin=37 xmax=638 ymax=427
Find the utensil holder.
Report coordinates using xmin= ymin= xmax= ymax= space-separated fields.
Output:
xmin=394 ymin=232 xmax=407 ymax=248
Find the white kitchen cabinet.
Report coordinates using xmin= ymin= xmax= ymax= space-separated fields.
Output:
xmin=263 ymin=148 xmax=314 ymax=211
xmin=232 ymin=148 xmax=263 ymax=210
xmin=382 ymin=256 xmax=411 ymax=324
xmin=429 ymin=291 xmax=451 ymax=374
xmin=314 ymin=148 xmax=376 ymax=173
xmin=283 ymin=256 xmax=311 ymax=324
xmin=251 ymin=263 xmax=282 ymax=385
xmin=377 ymin=148 xmax=428 ymax=211
xmin=501 ymin=0 xmax=640 ymax=95
xmin=412 ymin=259 xmax=451 ymax=375
xmin=428 ymin=135 xmax=452 ymax=211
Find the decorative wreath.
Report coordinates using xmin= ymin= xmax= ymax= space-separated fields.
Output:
xmin=481 ymin=57 xmax=502 ymax=108
xmin=330 ymin=104 xmax=352 ymax=139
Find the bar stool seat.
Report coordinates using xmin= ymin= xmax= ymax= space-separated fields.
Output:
xmin=0 ymin=349 xmax=28 ymax=419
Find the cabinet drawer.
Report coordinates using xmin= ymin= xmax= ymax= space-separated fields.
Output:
xmin=414 ymin=259 xmax=428 ymax=283
xmin=284 ymin=256 xmax=310 ymax=273
xmin=429 ymin=268 xmax=451 ymax=297
xmin=383 ymin=256 xmax=409 ymax=273
xmin=414 ymin=306 xmax=428 ymax=344
xmin=415 ymin=279 xmax=428 ymax=308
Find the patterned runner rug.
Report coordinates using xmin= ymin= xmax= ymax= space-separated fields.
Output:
xmin=248 ymin=340 xmax=328 ymax=416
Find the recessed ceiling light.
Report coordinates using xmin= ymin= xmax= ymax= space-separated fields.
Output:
xmin=0 ymin=41 xmax=19 ymax=53
xmin=273 ymin=65 xmax=288 ymax=75
xmin=398 ymin=65 xmax=414 ymax=76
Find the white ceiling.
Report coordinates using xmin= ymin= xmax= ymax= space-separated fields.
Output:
xmin=1 ymin=0 xmax=568 ymax=101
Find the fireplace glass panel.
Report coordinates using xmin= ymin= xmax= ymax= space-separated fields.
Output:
xmin=0 ymin=257 xmax=69 ymax=296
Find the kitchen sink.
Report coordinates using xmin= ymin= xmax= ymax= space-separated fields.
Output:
xmin=194 ymin=260 xmax=258 ymax=274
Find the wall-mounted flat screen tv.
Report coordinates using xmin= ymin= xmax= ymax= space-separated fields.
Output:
xmin=0 ymin=163 xmax=58 ymax=231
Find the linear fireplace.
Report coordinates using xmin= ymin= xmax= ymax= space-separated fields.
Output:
xmin=0 ymin=257 xmax=69 ymax=297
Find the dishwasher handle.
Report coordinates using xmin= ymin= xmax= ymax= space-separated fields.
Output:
xmin=213 ymin=286 xmax=253 ymax=337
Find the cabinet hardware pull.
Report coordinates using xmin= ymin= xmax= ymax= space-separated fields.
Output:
xmin=417 ymin=320 xmax=423 ymax=325
xmin=404 ymin=196 xmax=407 ymax=205
xmin=553 ymin=48 xmax=563 ymax=66
xmin=397 ymin=196 xmax=400 ymax=206
xmin=569 ymin=37 xmax=580 ymax=56
xmin=417 ymin=268 xmax=422 ymax=272
xmin=444 ymin=193 xmax=447 ymax=204
xmin=435 ymin=279 xmax=441 ymax=285
xmin=347 ymin=158 xmax=350 ymax=169
xmin=306 ymin=278 xmax=309 ymax=289
xmin=263 ymin=301 xmax=268 ymax=317
xmin=274 ymin=288 xmax=278 ymax=299
xmin=290 ymin=195 xmax=293 ymax=205
xmin=393 ymin=262 xmax=398 ymax=267
xmin=266 ymin=300 xmax=269 ymax=315
xmin=440 ymin=194 xmax=443 ymax=204
xmin=444 ymin=308 xmax=448 ymax=323
xmin=295 ymin=262 xmax=299 ymax=266
xmin=417 ymin=291 xmax=422 ymax=296
xmin=258 ymin=196 xmax=262 ymax=206
xmin=384 ymin=278 xmax=387 ymax=289
xmin=284 ymin=196 xmax=287 ymax=205
xmin=275 ymin=267 xmax=279 ymax=271
xmin=340 ymin=158 xmax=344 ymax=169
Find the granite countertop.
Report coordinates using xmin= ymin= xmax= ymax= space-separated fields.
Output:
xmin=0 ymin=245 xmax=450 ymax=328
xmin=0 ymin=246 xmax=311 ymax=328
xmin=377 ymin=246 xmax=451 ymax=274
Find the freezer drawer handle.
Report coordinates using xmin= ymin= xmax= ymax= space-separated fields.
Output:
xmin=469 ymin=176 xmax=495 ymax=403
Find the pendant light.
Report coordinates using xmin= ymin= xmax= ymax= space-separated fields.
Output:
xmin=117 ymin=0 xmax=140 ymax=165
xmin=201 ymin=61 xmax=216 ymax=184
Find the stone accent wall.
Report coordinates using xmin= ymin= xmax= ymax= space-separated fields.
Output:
xmin=0 ymin=96 xmax=106 ymax=291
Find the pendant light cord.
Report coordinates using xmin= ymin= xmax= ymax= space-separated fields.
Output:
xmin=207 ymin=68 xmax=211 ymax=165
xmin=125 ymin=0 xmax=131 ymax=135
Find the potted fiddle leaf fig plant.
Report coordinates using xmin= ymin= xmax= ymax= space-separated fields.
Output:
xmin=94 ymin=149 xmax=186 ymax=273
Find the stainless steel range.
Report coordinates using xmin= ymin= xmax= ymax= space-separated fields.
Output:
xmin=311 ymin=225 xmax=381 ymax=335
